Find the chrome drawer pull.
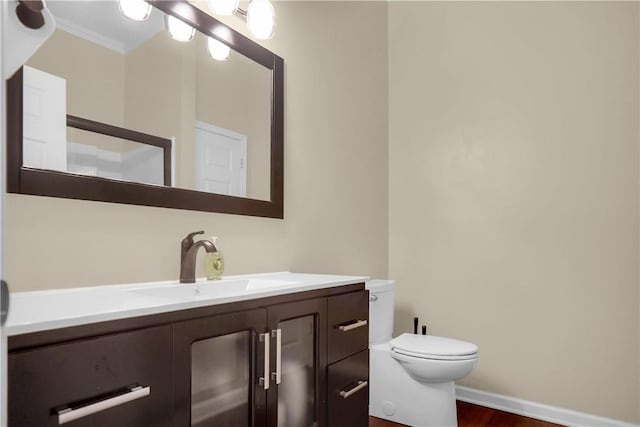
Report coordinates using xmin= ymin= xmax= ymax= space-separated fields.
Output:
xmin=338 ymin=319 xmax=367 ymax=332
xmin=339 ymin=380 xmax=368 ymax=399
xmin=57 ymin=385 xmax=150 ymax=425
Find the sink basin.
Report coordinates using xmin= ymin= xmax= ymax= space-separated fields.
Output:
xmin=245 ymin=278 xmax=300 ymax=290
xmin=127 ymin=278 xmax=302 ymax=300
xmin=128 ymin=281 xmax=246 ymax=300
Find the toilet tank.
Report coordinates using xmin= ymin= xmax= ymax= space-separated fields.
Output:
xmin=365 ymin=280 xmax=396 ymax=345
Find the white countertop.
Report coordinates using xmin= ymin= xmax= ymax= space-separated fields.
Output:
xmin=5 ymin=272 xmax=368 ymax=336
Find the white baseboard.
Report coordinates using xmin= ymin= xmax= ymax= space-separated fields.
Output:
xmin=455 ymin=385 xmax=639 ymax=427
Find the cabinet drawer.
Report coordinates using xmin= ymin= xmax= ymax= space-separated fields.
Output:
xmin=327 ymin=349 xmax=369 ymax=427
xmin=8 ymin=325 xmax=173 ymax=427
xmin=328 ymin=290 xmax=368 ymax=363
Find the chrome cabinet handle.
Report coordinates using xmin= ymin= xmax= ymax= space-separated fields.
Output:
xmin=369 ymin=294 xmax=378 ymax=302
xmin=1 ymin=280 xmax=9 ymax=326
xmin=339 ymin=380 xmax=368 ymax=399
xmin=338 ymin=320 xmax=368 ymax=332
xmin=271 ymin=328 xmax=282 ymax=384
xmin=260 ymin=332 xmax=270 ymax=390
xmin=56 ymin=385 xmax=150 ymax=425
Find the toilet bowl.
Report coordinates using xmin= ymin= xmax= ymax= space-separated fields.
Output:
xmin=390 ymin=333 xmax=478 ymax=383
xmin=367 ymin=280 xmax=478 ymax=427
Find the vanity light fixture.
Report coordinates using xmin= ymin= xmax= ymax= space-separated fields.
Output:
xmin=16 ymin=0 xmax=45 ymax=29
xmin=207 ymin=37 xmax=231 ymax=61
xmin=4 ymin=0 xmax=55 ymax=79
xmin=208 ymin=0 xmax=276 ymax=40
xmin=118 ymin=0 xmax=152 ymax=22
xmin=165 ymin=14 xmax=196 ymax=42
xmin=246 ymin=0 xmax=276 ymax=40
xmin=207 ymin=0 xmax=239 ymax=16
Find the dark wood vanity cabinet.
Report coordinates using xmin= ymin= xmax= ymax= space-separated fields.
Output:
xmin=328 ymin=291 xmax=369 ymax=364
xmin=8 ymin=325 xmax=174 ymax=427
xmin=328 ymin=350 xmax=370 ymax=427
xmin=266 ymin=298 xmax=328 ymax=427
xmin=173 ymin=309 xmax=268 ymax=426
xmin=327 ymin=292 xmax=370 ymax=427
xmin=7 ymin=285 xmax=369 ymax=427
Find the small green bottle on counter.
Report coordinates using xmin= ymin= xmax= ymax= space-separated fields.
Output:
xmin=204 ymin=236 xmax=224 ymax=280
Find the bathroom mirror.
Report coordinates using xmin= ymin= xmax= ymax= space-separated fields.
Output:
xmin=7 ymin=0 xmax=284 ymax=218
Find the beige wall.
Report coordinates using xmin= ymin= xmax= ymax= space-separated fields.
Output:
xmin=5 ymin=2 xmax=389 ymax=290
xmin=388 ymin=2 xmax=639 ymax=423
xmin=27 ymin=29 xmax=125 ymax=126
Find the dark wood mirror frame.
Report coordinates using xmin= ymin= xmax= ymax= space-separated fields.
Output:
xmin=6 ymin=0 xmax=284 ymax=218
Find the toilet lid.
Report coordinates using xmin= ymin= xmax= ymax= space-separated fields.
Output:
xmin=390 ymin=333 xmax=478 ymax=360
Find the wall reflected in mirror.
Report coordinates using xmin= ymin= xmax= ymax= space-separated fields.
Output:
xmin=65 ymin=125 xmax=166 ymax=186
xmin=23 ymin=1 xmax=272 ymax=201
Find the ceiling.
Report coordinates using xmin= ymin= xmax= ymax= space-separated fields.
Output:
xmin=46 ymin=1 xmax=165 ymax=54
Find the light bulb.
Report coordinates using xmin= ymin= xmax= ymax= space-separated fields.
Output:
xmin=207 ymin=0 xmax=239 ymax=16
xmin=118 ymin=0 xmax=151 ymax=22
xmin=207 ymin=37 xmax=230 ymax=61
xmin=246 ymin=0 xmax=275 ymax=40
xmin=165 ymin=15 xmax=195 ymax=42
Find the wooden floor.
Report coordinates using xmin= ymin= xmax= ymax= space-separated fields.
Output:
xmin=369 ymin=401 xmax=564 ymax=427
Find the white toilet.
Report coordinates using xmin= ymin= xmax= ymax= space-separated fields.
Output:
xmin=367 ymin=280 xmax=479 ymax=427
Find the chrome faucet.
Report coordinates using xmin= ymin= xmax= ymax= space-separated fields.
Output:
xmin=180 ymin=231 xmax=218 ymax=284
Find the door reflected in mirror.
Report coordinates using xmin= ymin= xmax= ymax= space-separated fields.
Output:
xmin=24 ymin=0 xmax=272 ymax=202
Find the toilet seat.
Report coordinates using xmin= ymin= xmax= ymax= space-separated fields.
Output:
xmin=390 ymin=333 xmax=478 ymax=361
xmin=392 ymin=348 xmax=478 ymax=361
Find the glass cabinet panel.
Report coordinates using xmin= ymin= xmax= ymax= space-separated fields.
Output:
xmin=191 ymin=331 xmax=251 ymax=426
xmin=277 ymin=315 xmax=316 ymax=427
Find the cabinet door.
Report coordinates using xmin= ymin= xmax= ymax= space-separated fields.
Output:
xmin=174 ymin=309 xmax=268 ymax=427
xmin=8 ymin=325 xmax=173 ymax=427
xmin=267 ymin=298 xmax=327 ymax=427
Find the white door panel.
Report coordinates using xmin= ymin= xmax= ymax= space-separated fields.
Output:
xmin=195 ymin=121 xmax=246 ymax=197
xmin=22 ymin=65 xmax=67 ymax=172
